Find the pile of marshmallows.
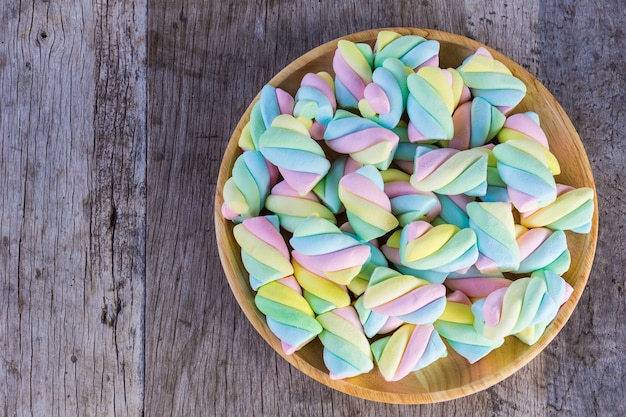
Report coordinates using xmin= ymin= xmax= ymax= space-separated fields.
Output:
xmin=221 ymin=31 xmax=595 ymax=382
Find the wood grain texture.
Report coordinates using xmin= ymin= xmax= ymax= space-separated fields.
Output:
xmin=1 ymin=0 xmax=624 ymax=415
xmin=0 ymin=0 xmax=146 ymax=415
xmin=537 ymin=1 xmax=626 ymax=416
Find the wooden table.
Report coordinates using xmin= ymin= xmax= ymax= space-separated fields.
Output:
xmin=1 ymin=0 xmax=624 ymax=415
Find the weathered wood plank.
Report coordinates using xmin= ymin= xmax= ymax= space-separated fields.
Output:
xmin=0 ymin=0 xmax=146 ymax=415
xmin=538 ymin=0 xmax=626 ymax=416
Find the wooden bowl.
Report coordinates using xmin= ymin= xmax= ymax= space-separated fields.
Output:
xmin=214 ymin=28 xmax=598 ymax=403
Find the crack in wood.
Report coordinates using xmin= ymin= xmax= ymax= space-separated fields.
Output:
xmin=100 ymin=295 xmax=123 ymax=328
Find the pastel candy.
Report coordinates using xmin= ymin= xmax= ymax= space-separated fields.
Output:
xmin=290 ymin=216 xmax=371 ymax=285
xmin=354 ymin=296 xmax=403 ymax=338
xmin=294 ymin=72 xmax=337 ymax=139
xmin=224 ymin=35 xmax=599 ymax=379
xmin=514 ymin=225 xmax=571 ymax=275
xmin=259 ymin=114 xmax=330 ymax=196
xmin=255 ymin=276 xmax=323 ymax=355
xmin=333 ymin=40 xmax=374 ymax=109
xmin=383 ymin=168 xmax=441 ymax=225
xmin=437 ymin=290 xmax=473 ymax=323
xmin=238 ymin=123 xmax=257 ymax=152
xmin=411 ymin=146 xmax=490 ymax=196
xmin=456 ymin=47 xmax=527 ymax=114
xmin=392 ymin=123 xmax=421 ymax=174
xmin=342 ymin=230 xmax=389 ymax=296
xmin=467 ymin=202 xmax=520 ymax=273
xmin=519 ymin=184 xmax=595 ymax=233
xmin=447 ymin=68 xmax=473 ymax=109
xmin=374 ymin=31 xmax=440 ymax=70
xmin=312 ymin=155 xmax=362 ymax=214
xmin=265 ymin=181 xmax=336 ymax=233
xmin=240 ymin=84 xmax=295 ymax=150
xmin=513 ymin=270 xmax=574 ymax=345
xmin=381 ymin=230 xmax=449 ymax=284
xmin=472 ymin=270 xmax=573 ymax=342
xmin=482 ymin=147 xmax=511 ymax=203
xmin=324 ymin=109 xmax=399 ymax=170
xmin=382 ymin=168 xmax=440 ymax=226
xmin=434 ymin=292 xmax=504 ymax=363
xmin=358 ymin=58 xmax=408 ymax=129
xmin=431 ymin=194 xmax=474 ymax=229
xmin=445 ymin=266 xmax=512 ymax=298
xmin=292 ymin=258 xmax=351 ymax=315
xmin=221 ymin=150 xmax=272 ymax=222
xmin=400 ymin=220 xmax=479 ymax=273
xmin=317 ymin=306 xmax=374 ymax=379
xmin=233 ymin=215 xmax=294 ymax=290
xmin=338 ymin=166 xmax=399 ymax=241
xmin=493 ymin=138 xmax=560 ymax=212
xmin=497 ymin=111 xmax=550 ymax=149
xmin=363 ymin=266 xmax=447 ymax=325
xmin=406 ymin=67 xmax=455 ymax=142
xmin=371 ymin=323 xmax=447 ymax=381
xmin=449 ymin=97 xmax=505 ymax=150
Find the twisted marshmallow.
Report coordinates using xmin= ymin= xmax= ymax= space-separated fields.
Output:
xmin=239 ymin=84 xmax=295 ymax=150
xmin=312 ymin=155 xmax=362 ymax=214
xmin=514 ymin=225 xmax=571 ymax=275
xmin=456 ymin=47 xmax=527 ymax=114
xmin=255 ymin=276 xmax=322 ymax=355
xmin=221 ymin=150 xmax=272 ymax=222
xmin=265 ymin=180 xmax=336 ymax=233
xmin=338 ymin=166 xmax=399 ymax=242
xmin=290 ymin=216 xmax=371 ymax=285
xmin=293 ymin=72 xmax=337 ymax=139
xmin=259 ymin=114 xmax=330 ymax=196
xmin=399 ymin=220 xmax=479 ymax=273
xmin=317 ymin=306 xmax=374 ymax=379
xmin=358 ymin=58 xmax=408 ymax=129
xmin=406 ymin=67 xmax=456 ymax=142
xmin=292 ymin=258 xmax=351 ymax=315
xmin=381 ymin=230 xmax=449 ymax=284
xmin=371 ymin=323 xmax=447 ymax=381
xmin=333 ymin=39 xmax=374 ymax=109
xmin=233 ymin=215 xmax=294 ymax=290
xmin=363 ymin=266 xmax=447 ymax=325
xmin=497 ymin=111 xmax=550 ymax=149
xmin=324 ymin=109 xmax=399 ymax=170
xmin=382 ymin=168 xmax=441 ymax=226
xmin=520 ymin=184 xmax=595 ymax=233
xmin=434 ymin=291 xmax=504 ymax=363
xmin=354 ymin=296 xmax=403 ymax=338
xmin=467 ymin=201 xmax=520 ymax=273
xmin=493 ymin=138 xmax=560 ymax=212
xmin=449 ymin=97 xmax=505 ymax=150
xmin=472 ymin=270 xmax=573 ymax=343
xmin=373 ymin=31 xmax=440 ymax=70
xmin=445 ymin=266 xmax=512 ymax=298
xmin=410 ymin=146 xmax=490 ymax=196
xmin=431 ymin=194 xmax=474 ymax=229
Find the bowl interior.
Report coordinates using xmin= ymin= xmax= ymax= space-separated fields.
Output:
xmin=214 ymin=28 xmax=598 ymax=403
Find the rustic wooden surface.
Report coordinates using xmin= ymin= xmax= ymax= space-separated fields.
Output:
xmin=1 ymin=0 xmax=624 ymax=416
